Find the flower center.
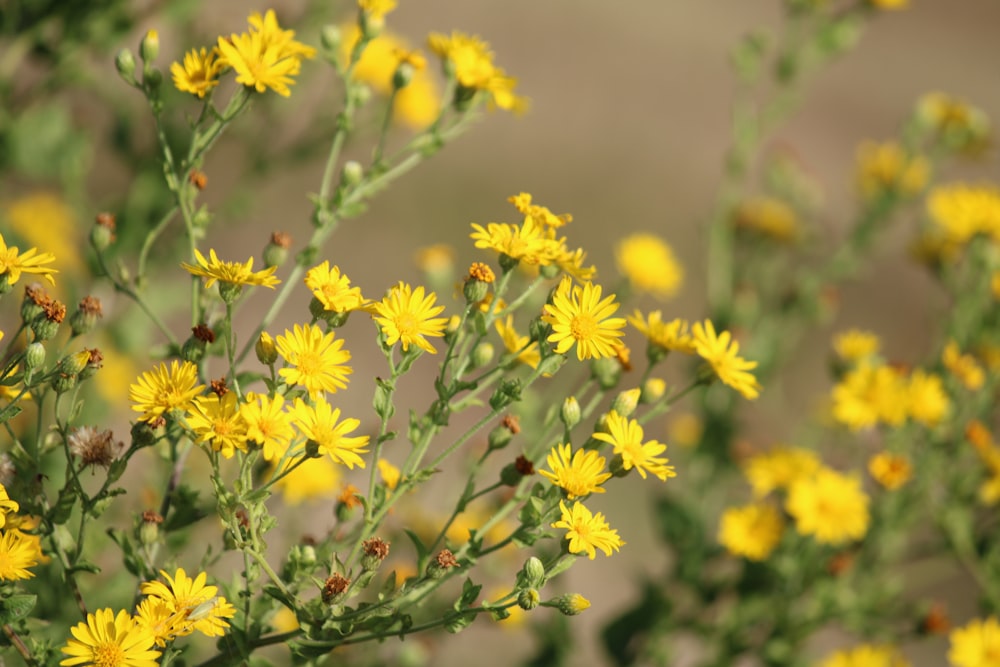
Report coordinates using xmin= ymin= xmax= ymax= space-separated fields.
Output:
xmin=570 ymin=314 xmax=598 ymax=341
xmin=296 ymin=351 xmax=321 ymax=377
xmin=93 ymin=642 xmax=127 ymax=667
xmin=395 ymin=313 xmax=420 ymax=338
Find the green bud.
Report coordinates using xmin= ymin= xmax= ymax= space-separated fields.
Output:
xmin=51 ymin=372 xmax=77 ymax=394
xmin=640 ymin=377 xmax=666 ymax=404
xmin=116 ymin=48 xmax=137 ymax=84
xmin=60 ymin=350 xmax=90 ymax=375
xmin=560 ymin=396 xmax=581 ymax=430
xmin=21 ymin=291 xmax=44 ymax=322
xmin=590 ymin=356 xmax=621 ymax=390
xmin=517 ymin=588 xmax=540 ymax=611
xmin=139 ymin=518 xmax=161 ymax=547
xmin=144 ymin=67 xmax=162 ymax=90
xmin=471 ymin=342 xmax=494 ymax=369
xmin=140 ymin=29 xmax=160 ymax=62
xmin=336 ymin=499 xmax=356 ymax=522
xmin=0 ymin=274 xmax=11 ymax=295
xmin=305 ymin=439 xmax=322 ymax=459
xmin=218 ymin=282 xmax=243 ymax=305
xmin=522 ymin=557 xmax=546 ymax=589
xmin=25 ymin=342 xmax=46 ymax=370
xmin=393 ymin=62 xmax=415 ymax=90
xmin=263 ymin=241 xmax=289 ymax=269
xmin=489 ymin=378 xmax=522 ymax=411
xmin=31 ymin=316 xmax=60 ymax=342
xmin=342 ymin=160 xmax=364 ymax=187
xmin=487 ymin=425 xmax=513 ymax=451
xmin=610 ymin=388 xmax=641 ymax=419
xmin=320 ymin=25 xmax=342 ymax=52
xmin=90 ymin=222 xmax=114 ymax=251
xmin=256 ymin=332 xmax=278 ymax=365
xmin=551 ymin=593 xmax=590 ymax=616
xmin=360 ymin=12 xmax=384 ymax=39
xmin=181 ymin=336 xmax=207 ymax=364
xmin=536 ymin=354 xmax=565 ymax=377
xmin=131 ymin=421 xmax=159 ymax=448
xmin=463 ymin=277 xmax=490 ymax=305
xmin=500 ymin=463 xmax=523 ymax=486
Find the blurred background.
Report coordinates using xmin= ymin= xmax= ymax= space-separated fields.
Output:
xmin=3 ymin=0 xmax=1000 ymax=664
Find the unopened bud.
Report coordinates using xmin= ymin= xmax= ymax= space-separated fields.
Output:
xmin=487 ymin=424 xmax=513 ymax=451
xmin=60 ymin=350 xmax=91 ymax=376
xmin=522 ymin=557 xmax=545 ymax=588
xmin=471 ymin=342 xmax=494 ymax=369
xmin=256 ymin=332 xmax=278 ymax=365
xmin=561 ymin=396 xmax=581 ymax=430
xmin=342 ymin=161 xmax=364 ymax=187
xmin=320 ymin=25 xmax=342 ymax=52
xmin=264 ymin=232 xmax=291 ymax=269
xmin=393 ymin=62 xmax=415 ymax=90
xmin=591 ymin=356 xmax=621 ymax=390
xmin=51 ymin=371 xmax=77 ymax=394
xmin=116 ymin=48 xmax=137 ymax=84
xmin=140 ymin=29 xmax=160 ymax=62
xmin=640 ymin=377 xmax=666 ymax=404
xmin=25 ymin=342 xmax=46 ymax=371
xmin=610 ymin=388 xmax=641 ymax=418
xmin=517 ymin=588 xmax=540 ymax=611
xmin=551 ymin=593 xmax=590 ymax=616
xmin=426 ymin=549 xmax=459 ymax=579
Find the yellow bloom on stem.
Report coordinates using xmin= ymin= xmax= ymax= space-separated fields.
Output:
xmin=495 ymin=315 xmax=540 ymax=369
xmin=615 ymin=233 xmax=683 ymax=299
xmin=217 ymin=10 xmax=315 ymax=97
xmin=373 ymin=282 xmax=448 ymax=354
xmin=185 ymin=392 xmax=249 ymax=459
xmin=291 ymin=396 xmax=370 ymax=469
xmin=818 ymin=643 xmax=911 ymax=667
xmin=275 ymin=323 xmax=352 ymax=397
xmin=377 ymin=458 xmax=401 ymax=490
xmin=907 ymin=369 xmax=950 ymax=427
xmin=551 ymin=500 xmax=624 ymax=560
xmin=867 ymin=0 xmax=908 ymax=10
xmin=744 ymin=446 xmax=821 ymax=497
xmin=628 ymin=310 xmax=697 ymax=356
xmin=718 ymin=503 xmax=784 ymax=562
xmin=140 ymin=568 xmax=236 ymax=640
xmin=134 ymin=596 xmax=186 ymax=648
xmin=240 ymin=393 xmax=295 ymax=461
xmin=0 ymin=530 xmax=40 ymax=580
xmin=0 ymin=484 xmax=19 ymax=529
xmin=428 ymin=31 xmax=525 ymax=112
xmin=170 ymin=47 xmax=224 ymax=98
xmin=832 ymin=328 xmax=880 ymax=364
xmin=927 ymin=184 xmax=1000 ymax=247
xmin=304 ymin=261 xmax=371 ymax=313
xmin=856 ymin=140 xmax=929 ymax=199
xmin=509 ymin=192 xmax=573 ymax=229
xmin=182 ymin=248 xmax=279 ymax=289
xmin=943 ymin=340 xmax=985 ymax=390
xmin=831 ymin=362 xmax=907 ymax=431
xmin=60 ymin=608 xmax=160 ymax=667
xmin=129 ymin=360 xmax=205 ymax=423
xmin=543 ymin=277 xmax=626 ymax=361
xmin=868 ymin=452 xmax=912 ymax=491
xmin=272 ymin=456 xmax=342 ymax=505
xmin=786 ymin=468 xmax=870 ymax=546
xmin=692 ymin=320 xmax=761 ymax=400
xmin=592 ymin=411 xmax=676 ymax=481
xmin=949 ymin=616 xmax=1000 ymax=667
xmin=734 ymin=196 xmax=800 ymax=242
xmin=470 ymin=218 xmax=550 ymax=265
xmin=539 ymin=442 xmax=611 ymax=499
xmin=358 ymin=0 xmax=397 ymax=21
xmin=0 ymin=232 xmax=58 ymax=287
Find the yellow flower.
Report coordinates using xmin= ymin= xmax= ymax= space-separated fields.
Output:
xmin=856 ymin=140 xmax=929 ymax=199
xmin=0 ymin=530 xmax=40 ymax=580
xmin=950 ymin=617 xmax=1000 ymax=667
xmin=217 ymin=10 xmax=316 ymax=97
xmin=551 ymin=500 xmax=624 ymax=560
xmin=373 ymin=282 xmax=448 ymax=354
xmin=817 ymin=643 xmax=911 ymax=667
xmin=428 ymin=31 xmax=525 ymax=112
xmin=832 ymin=328 xmax=880 ymax=363
xmin=170 ymin=47 xmax=224 ymax=98
xmin=509 ymin=192 xmax=573 ymax=229
xmin=129 ymin=360 xmax=204 ymax=423
xmin=182 ymin=248 xmax=279 ymax=290
xmin=414 ymin=244 xmax=456 ymax=276
xmin=0 ymin=231 xmax=58 ymax=287
xmin=470 ymin=218 xmax=550 ymax=265
xmin=867 ymin=452 xmax=912 ymax=491
xmin=543 ymin=277 xmax=626 ymax=361
xmin=592 ymin=411 xmax=676 ymax=481
xmin=272 ymin=456 xmax=343 ymax=505
xmin=60 ymin=608 xmax=160 ymax=667
xmin=907 ymin=369 xmax=950 ymax=427
xmin=668 ymin=412 xmax=703 ymax=447
xmin=185 ymin=392 xmax=249 ymax=459
xmin=0 ymin=484 xmax=19 ymax=529
xmin=734 ymin=197 xmax=800 ymax=242
xmin=4 ymin=192 xmax=81 ymax=280
xmin=628 ymin=311 xmax=697 ymax=356
xmin=615 ymin=233 xmax=683 ymax=299
xmin=495 ymin=315 xmax=540 ymax=369
xmin=831 ymin=362 xmax=908 ymax=431
xmin=275 ymin=323 xmax=353 ymax=397
xmin=943 ymin=340 xmax=985 ymax=390
xmin=539 ymin=443 xmax=611 ymax=499
xmin=304 ymin=261 xmax=371 ymax=314
xmin=134 ymin=596 xmax=187 ymax=648
xmin=240 ymin=393 xmax=295 ymax=461
xmin=341 ymin=25 xmax=439 ymax=129
xmin=358 ymin=0 xmax=397 ymax=20
xmin=291 ymin=396 xmax=370 ymax=469
xmin=718 ymin=503 xmax=784 ymax=562
xmin=377 ymin=458 xmax=401 ymax=490
xmin=744 ymin=446 xmax=821 ymax=497
xmin=692 ymin=320 xmax=761 ymax=400
xmin=927 ymin=183 xmax=1000 ymax=247
xmin=786 ymin=468 xmax=870 ymax=546
xmin=917 ymin=92 xmax=990 ymax=150
xmin=140 ymin=568 xmax=235 ymax=640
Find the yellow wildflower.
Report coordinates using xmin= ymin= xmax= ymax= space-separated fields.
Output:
xmin=628 ymin=311 xmax=697 ymax=356
xmin=140 ymin=568 xmax=236 ymax=640
xmin=539 ymin=443 xmax=612 ymax=499
xmin=868 ymin=452 xmax=912 ymax=491
xmin=591 ymin=411 xmax=676 ymax=481
xmin=615 ymin=233 xmax=683 ymax=299
xmin=373 ymin=282 xmax=448 ymax=354
xmin=217 ymin=10 xmax=316 ymax=97
xmin=832 ymin=328 xmax=880 ymax=364
xmin=272 ymin=456 xmax=343 ymax=505
xmin=185 ymin=392 xmax=249 ymax=459
xmin=291 ymin=396 xmax=369 ymax=469
xmin=856 ymin=140 xmax=929 ymax=199
xmin=817 ymin=643 xmax=911 ymax=667
xmin=129 ymin=360 xmax=204 ymax=423
xmin=744 ymin=446 xmax=821 ymax=497
xmin=275 ymin=323 xmax=353 ymax=397
xmin=718 ymin=503 xmax=784 ymax=562
xmin=734 ymin=196 xmax=800 ymax=242
xmin=170 ymin=47 xmax=224 ymax=98
xmin=927 ymin=183 xmax=1000 ymax=247
xmin=495 ymin=316 xmax=540 ymax=369
xmin=0 ymin=232 xmax=58 ymax=287
xmin=692 ymin=320 xmax=761 ymax=400
xmin=428 ymin=31 xmax=525 ymax=112
xmin=60 ymin=608 xmax=160 ymax=667
xmin=543 ymin=277 xmax=627 ymax=361
xmin=551 ymin=500 xmax=624 ymax=560
xmin=240 ymin=393 xmax=295 ymax=461
xmin=907 ymin=369 xmax=950 ymax=427
xmin=831 ymin=362 xmax=908 ymax=431
xmin=948 ymin=616 xmax=1000 ymax=667
xmin=786 ymin=468 xmax=870 ymax=546
xmin=943 ymin=340 xmax=985 ymax=390
xmin=181 ymin=248 xmax=280 ymax=289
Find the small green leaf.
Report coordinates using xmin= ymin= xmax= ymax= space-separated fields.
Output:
xmin=0 ymin=595 xmax=36 ymax=624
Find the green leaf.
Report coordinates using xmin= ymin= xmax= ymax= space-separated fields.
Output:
xmin=0 ymin=403 xmax=22 ymax=425
xmin=455 ymin=578 xmax=481 ymax=611
xmin=49 ymin=484 xmax=77 ymax=525
xmin=0 ymin=595 xmax=36 ymax=624
xmin=403 ymin=529 xmax=429 ymax=564
xmin=373 ymin=377 xmax=396 ymax=421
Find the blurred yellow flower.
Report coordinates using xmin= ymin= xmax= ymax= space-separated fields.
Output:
xmin=272 ymin=456 xmax=343 ymax=505
xmin=615 ymin=233 xmax=683 ymax=299
xmin=868 ymin=452 xmax=912 ymax=491
xmin=170 ymin=47 xmax=224 ymax=98
xmin=735 ymin=196 xmax=800 ymax=242
xmin=428 ymin=31 xmax=525 ymax=112
xmin=744 ymin=446 xmax=821 ymax=498
xmin=907 ymin=369 xmax=950 ymax=427
xmin=786 ymin=468 xmax=870 ymax=546
xmin=856 ymin=140 xmax=929 ymax=199
xmin=629 ymin=311 xmax=697 ymax=356
xmin=817 ymin=643 xmax=910 ymax=667
xmin=831 ymin=362 xmax=907 ymax=431
xmin=927 ymin=183 xmax=1000 ymax=247
xmin=495 ymin=315 xmax=540 ymax=369
xmin=3 ymin=192 xmax=80 ymax=279
xmin=948 ymin=616 xmax=1000 ymax=667
xmin=0 ymin=231 xmax=58 ymax=287
xmin=718 ymin=503 xmax=784 ymax=562
xmin=832 ymin=328 xmax=880 ymax=364
xmin=377 ymin=458 xmax=401 ymax=490
xmin=942 ymin=340 xmax=985 ymax=390
xmin=0 ymin=530 xmax=39 ymax=580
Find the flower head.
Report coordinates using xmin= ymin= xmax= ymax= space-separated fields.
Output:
xmin=949 ymin=616 xmax=1000 ymax=667
xmin=373 ymin=282 xmax=448 ymax=354
xmin=615 ymin=233 xmax=682 ymax=299
xmin=744 ymin=446 xmax=821 ymax=497
xmin=831 ymin=362 xmax=908 ymax=431
xmin=428 ymin=31 xmax=525 ymax=112
xmin=856 ymin=140 xmax=929 ymax=199
xmin=868 ymin=452 xmax=912 ymax=491
xmin=833 ymin=329 xmax=881 ymax=364
xmin=0 ymin=530 xmax=40 ymax=580
xmin=718 ymin=503 xmax=784 ymax=562
xmin=539 ymin=443 xmax=611 ymax=499
xmin=592 ymin=411 xmax=675 ymax=481
xmin=60 ymin=608 xmax=160 ymax=667
xmin=304 ymin=262 xmax=371 ymax=314
xmin=275 ymin=323 xmax=353 ymax=397
xmin=182 ymin=248 xmax=279 ymax=291
xmin=67 ymin=426 xmax=125 ymax=469
xmin=943 ymin=340 xmax=985 ymax=390
xmin=129 ymin=361 xmax=204 ymax=423
xmin=692 ymin=320 xmax=761 ymax=400
xmin=734 ymin=197 xmax=800 ymax=242
xmin=185 ymin=392 xmax=249 ymax=459
xmin=240 ymin=393 xmax=295 ymax=461
xmin=551 ymin=500 xmax=624 ymax=559
xmin=140 ymin=568 xmax=235 ymax=640
xmin=170 ymin=47 xmax=224 ymax=98
xmin=907 ymin=369 xmax=949 ymax=427
xmin=495 ymin=315 xmax=540 ymax=369
xmin=543 ymin=277 xmax=626 ymax=361
xmin=786 ymin=468 xmax=870 ymax=545
xmin=291 ymin=396 xmax=370 ymax=469
xmin=629 ymin=311 xmax=697 ymax=356
xmin=217 ymin=10 xmax=316 ymax=97
xmin=0 ymin=232 xmax=58 ymax=287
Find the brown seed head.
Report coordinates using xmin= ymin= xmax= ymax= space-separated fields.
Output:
xmin=44 ymin=299 xmax=67 ymax=323
xmin=210 ymin=377 xmax=228 ymax=397
xmin=323 ymin=573 xmax=351 ymax=602
xmin=25 ymin=284 xmax=51 ymax=307
xmin=78 ymin=296 xmax=103 ymax=317
xmin=435 ymin=549 xmax=458 ymax=569
xmin=363 ymin=537 xmax=390 ymax=561
xmin=95 ymin=212 xmax=117 ymax=230
xmin=142 ymin=510 xmax=164 ymax=524
xmin=192 ymin=324 xmax=216 ymax=343
xmin=514 ymin=455 xmax=534 ymax=476
xmin=270 ymin=231 xmax=292 ymax=249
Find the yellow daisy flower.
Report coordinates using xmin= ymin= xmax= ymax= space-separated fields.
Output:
xmin=291 ymin=396 xmax=370 ymax=469
xmin=949 ymin=616 xmax=1000 ymax=667
xmin=372 ymin=282 xmax=448 ymax=354
xmin=943 ymin=340 xmax=985 ymax=390
xmin=134 ymin=596 xmax=187 ymax=648
xmin=539 ymin=442 xmax=612 ymax=499
xmin=907 ymin=369 xmax=950 ymax=427
xmin=358 ymin=0 xmax=397 ymax=20
xmin=543 ymin=277 xmax=626 ymax=361
xmin=377 ymin=458 xmax=401 ymax=490
xmin=129 ymin=360 xmax=205 ymax=423
xmin=217 ymin=10 xmax=315 ymax=97
xmin=0 ymin=530 xmax=40 ymax=580
xmin=428 ymin=31 xmax=525 ymax=112
xmin=718 ymin=503 xmax=784 ymax=562
xmin=275 ymin=323 xmax=353 ymax=397
xmin=185 ymin=392 xmax=249 ymax=459
xmin=831 ymin=362 xmax=908 ymax=431
xmin=818 ymin=643 xmax=911 ymax=667
xmin=856 ymin=140 xmax=929 ymax=200
xmin=832 ymin=328 xmax=880 ymax=363
xmin=140 ymin=568 xmax=236 ymax=640
xmin=170 ymin=47 xmax=224 ymax=98
xmin=304 ymin=261 xmax=371 ymax=314
xmin=508 ymin=192 xmax=572 ymax=228
xmin=615 ymin=233 xmax=682 ymax=299
xmin=628 ymin=310 xmax=697 ymax=356
xmin=867 ymin=452 xmax=912 ymax=491
xmin=181 ymin=248 xmax=280 ymax=289
xmin=744 ymin=446 xmax=821 ymax=497
xmin=692 ymin=320 xmax=761 ymax=400
xmin=470 ymin=218 xmax=550 ymax=265
xmin=0 ymin=483 xmax=19 ymax=529
xmin=551 ymin=500 xmax=624 ymax=560
xmin=495 ymin=315 xmax=540 ymax=369
xmin=786 ymin=468 xmax=870 ymax=546
xmin=60 ymin=608 xmax=160 ymax=667
xmin=0 ymin=232 xmax=58 ymax=286
xmin=734 ymin=196 xmax=800 ymax=242
xmin=240 ymin=393 xmax=295 ymax=461
xmin=591 ymin=411 xmax=676 ymax=481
